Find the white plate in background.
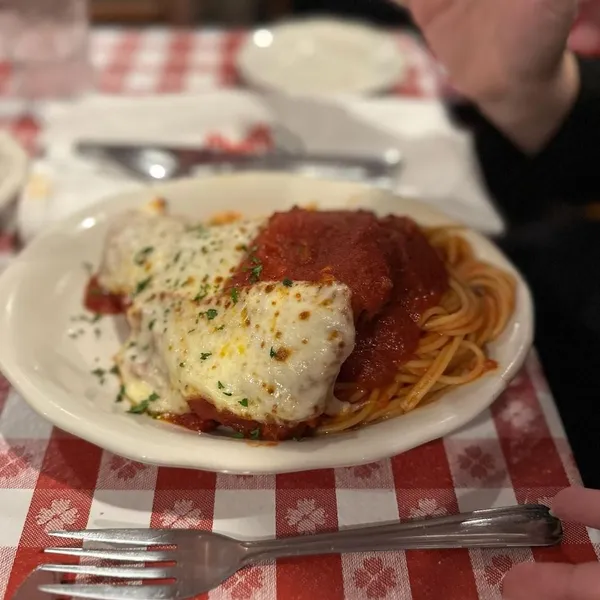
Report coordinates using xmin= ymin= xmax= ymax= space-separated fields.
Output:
xmin=0 ymin=173 xmax=533 ymax=474
xmin=238 ymin=18 xmax=407 ymax=96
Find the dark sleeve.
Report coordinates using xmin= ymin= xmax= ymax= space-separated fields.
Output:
xmin=463 ymin=57 xmax=600 ymax=223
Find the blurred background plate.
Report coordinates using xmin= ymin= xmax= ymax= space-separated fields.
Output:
xmin=238 ymin=17 xmax=407 ymax=95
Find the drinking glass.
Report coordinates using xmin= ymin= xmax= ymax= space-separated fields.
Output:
xmin=1 ymin=0 xmax=92 ymax=104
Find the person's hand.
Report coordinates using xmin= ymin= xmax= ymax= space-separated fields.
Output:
xmin=502 ymin=487 xmax=600 ymax=599
xmin=397 ymin=0 xmax=580 ymax=151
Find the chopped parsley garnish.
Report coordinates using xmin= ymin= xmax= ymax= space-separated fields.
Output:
xmin=217 ymin=382 xmax=233 ymax=397
xmin=127 ymin=392 xmax=159 ymax=415
xmin=94 ymin=328 xmax=101 ymax=339
xmin=216 ymin=325 xmax=226 ymax=331
xmin=128 ymin=401 xmax=150 ymax=414
xmin=110 ymin=365 xmax=120 ymax=375
xmin=249 ymin=428 xmax=261 ymax=440
xmin=245 ymin=255 xmax=264 ymax=284
xmin=148 ymin=319 xmax=156 ymax=331
xmin=71 ymin=313 xmax=102 ymax=324
xmin=134 ymin=246 xmax=154 ymax=265
xmin=239 ymin=398 xmax=249 ymax=407
xmin=91 ymin=368 xmax=106 ymax=384
xmin=134 ymin=277 xmax=152 ymax=297
xmin=193 ymin=284 xmax=210 ymax=302
xmin=188 ymin=328 xmax=196 ymax=334
xmin=179 ymin=362 xmax=186 ymax=368
xmin=200 ymin=352 xmax=212 ymax=360
xmin=206 ymin=309 xmax=218 ymax=321
xmin=116 ymin=385 xmax=126 ymax=403
xmin=282 ymin=278 xmax=293 ymax=287
xmin=270 ymin=347 xmax=276 ymax=358
xmin=249 ymin=264 xmax=263 ymax=283
xmin=173 ymin=251 xmax=182 ymax=263
xmin=239 ymin=244 xmax=248 ymax=252
xmin=230 ymin=288 xmax=239 ymax=304
xmin=232 ymin=432 xmax=245 ymax=439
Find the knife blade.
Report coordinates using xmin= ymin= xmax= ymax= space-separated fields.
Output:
xmin=76 ymin=142 xmax=402 ymax=186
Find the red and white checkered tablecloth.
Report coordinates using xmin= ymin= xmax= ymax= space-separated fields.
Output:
xmin=0 ymin=28 xmax=598 ymax=600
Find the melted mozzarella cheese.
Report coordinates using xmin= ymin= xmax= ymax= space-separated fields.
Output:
xmin=101 ymin=207 xmax=357 ymax=425
xmin=117 ymin=281 xmax=355 ymax=423
xmin=98 ymin=209 xmax=185 ymax=296
xmin=98 ymin=209 xmax=264 ymax=301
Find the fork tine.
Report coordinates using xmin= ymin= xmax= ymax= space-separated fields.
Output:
xmin=45 ymin=547 xmax=174 ymax=562
xmin=39 ymin=564 xmax=174 ymax=580
xmin=49 ymin=529 xmax=175 ymax=545
xmin=38 ymin=583 xmax=175 ymax=599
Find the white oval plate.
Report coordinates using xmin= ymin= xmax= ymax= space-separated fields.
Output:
xmin=0 ymin=173 xmax=533 ymax=474
xmin=238 ymin=18 xmax=407 ymax=96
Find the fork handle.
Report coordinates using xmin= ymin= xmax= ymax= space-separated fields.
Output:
xmin=243 ymin=504 xmax=562 ymax=563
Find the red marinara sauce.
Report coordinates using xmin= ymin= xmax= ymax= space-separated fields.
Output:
xmin=160 ymin=412 xmax=218 ymax=434
xmin=187 ymin=398 xmax=317 ymax=441
xmin=229 ymin=208 xmax=394 ymax=318
xmin=339 ymin=215 xmax=449 ymax=386
xmin=229 ymin=208 xmax=449 ymax=388
xmin=84 ymin=276 xmax=127 ymax=315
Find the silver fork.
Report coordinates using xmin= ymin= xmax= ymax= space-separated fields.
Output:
xmin=38 ymin=504 xmax=561 ymax=600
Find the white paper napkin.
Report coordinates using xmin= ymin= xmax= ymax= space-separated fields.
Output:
xmin=17 ymin=90 xmax=503 ymax=242
xmin=40 ymin=92 xmax=272 ymax=152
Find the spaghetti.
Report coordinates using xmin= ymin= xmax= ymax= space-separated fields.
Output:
xmin=318 ymin=227 xmax=516 ymax=434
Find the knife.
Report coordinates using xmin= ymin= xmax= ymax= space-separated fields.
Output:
xmin=76 ymin=141 xmax=402 ymax=186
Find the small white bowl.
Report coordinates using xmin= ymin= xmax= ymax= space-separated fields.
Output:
xmin=0 ymin=173 xmax=533 ymax=474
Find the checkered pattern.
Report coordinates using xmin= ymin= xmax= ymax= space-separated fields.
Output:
xmin=0 ymin=354 xmax=597 ymax=600
xmin=0 ymin=27 xmax=598 ymax=600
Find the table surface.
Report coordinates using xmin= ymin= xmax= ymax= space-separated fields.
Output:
xmin=0 ymin=27 xmax=598 ymax=600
